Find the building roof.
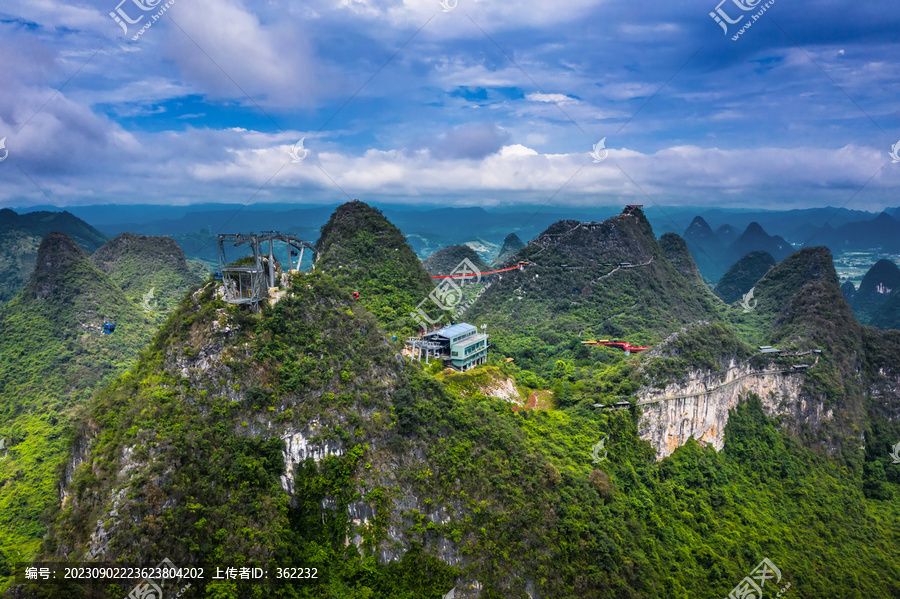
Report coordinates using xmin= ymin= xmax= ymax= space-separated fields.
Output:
xmin=427 ymin=323 xmax=477 ymax=339
xmin=453 ymin=333 xmax=489 ymax=349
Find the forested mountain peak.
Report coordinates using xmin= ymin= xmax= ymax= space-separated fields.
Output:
xmin=0 ymin=212 xmax=108 ymax=305
xmin=657 ymin=232 xmax=707 ymax=290
xmin=28 ymin=231 xmax=95 ymax=303
xmin=468 ymin=207 xmax=721 ymax=371
xmin=684 ymin=215 xmax=717 ymax=241
xmin=90 ymin=233 xmax=207 ymax=315
xmin=713 ymin=250 xmax=775 ymax=304
xmin=729 ymin=221 xmax=792 ymax=262
xmin=315 ymin=200 xmax=435 ymax=329
xmin=423 ymin=245 xmax=488 ymax=276
xmin=492 ymin=232 xmax=525 ymax=266
xmin=92 ymin=233 xmax=191 ymax=272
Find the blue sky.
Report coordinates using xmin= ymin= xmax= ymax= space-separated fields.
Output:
xmin=1 ymin=0 xmax=899 ymax=212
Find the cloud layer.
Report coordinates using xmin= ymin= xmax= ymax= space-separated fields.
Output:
xmin=0 ymin=0 xmax=898 ymax=211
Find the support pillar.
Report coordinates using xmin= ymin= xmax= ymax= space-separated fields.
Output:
xmin=268 ymin=239 xmax=276 ymax=288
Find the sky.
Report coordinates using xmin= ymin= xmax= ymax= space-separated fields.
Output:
xmin=1 ymin=0 xmax=899 ymax=214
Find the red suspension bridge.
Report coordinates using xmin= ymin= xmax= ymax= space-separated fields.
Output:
xmin=582 ymin=339 xmax=651 ymax=353
xmin=430 ymin=262 xmax=529 ymax=279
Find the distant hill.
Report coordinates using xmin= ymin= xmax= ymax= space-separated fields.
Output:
xmin=90 ymin=233 xmax=208 ymax=318
xmin=0 ymin=209 xmax=106 ymax=250
xmin=804 ymin=212 xmax=900 ymax=253
xmin=849 ymin=259 xmax=900 ymax=325
xmin=727 ymin=222 xmax=793 ymax=263
xmin=682 ymin=216 xmax=729 ymax=283
xmin=714 ymin=251 xmax=776 ymax=304
xmin=315 ymin=200 xmax=436 ymax=330
xmin=0 ymin=232 xmax=156 ymax=562
xmin=423 ymin=245 xmax=489 ymax=276
xmin=681 ymin=218 xmax=794 ymax=284
xmin=0 ymin=209 xmax=107 ymax=305
xmin=714 ymin=223 xmax=740 ymax=247
xmin=492 ymin=232 xmax=526 ymax=266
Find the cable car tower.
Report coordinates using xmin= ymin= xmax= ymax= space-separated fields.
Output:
xmin=217 ymin=231 xmax=317 ymax=310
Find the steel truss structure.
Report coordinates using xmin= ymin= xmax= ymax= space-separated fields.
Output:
xmin=217 ymin=231 xmax=317 ymax=309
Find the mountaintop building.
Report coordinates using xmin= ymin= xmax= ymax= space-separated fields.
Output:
xmin=411 ymin=323 xmax=489 ymax=371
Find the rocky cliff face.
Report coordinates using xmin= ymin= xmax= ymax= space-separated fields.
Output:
xmin=638 ymin=360 xmax=830 ymax=459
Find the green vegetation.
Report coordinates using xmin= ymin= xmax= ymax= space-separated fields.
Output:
xmin=91 ymin=233 xmax=208 ymax=322
xmin=470 ymin=210 xmax=720 ymax=379
xmin=0 ymin=230 xmax=207 ymax=574
xmin=422 ymin=245 xmax=488 ymax=276
xmin=713 ymin=250 xmax=776 ymax=304
xmin=315 ymin=201 xmax=436 ymax=331
xmin=0 ymin=233 xmax=156 ymax=565
xmin=5 ymin=205 xmax=900 ymax=598
xmin=658 ymin=232 xmax=711 ymax=292
xmin=870 ymin=291 xmax=900 ymax=330
xmin=848 ymin=259 xmax=900 ymax=327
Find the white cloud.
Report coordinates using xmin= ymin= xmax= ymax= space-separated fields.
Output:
xmin=499 ymin=144 xmax=538 ymax=157
xmin=526 ymin=93 xmax=578 ymax=104
xmin=161 ymin=0 xmax=322 ymax=109
xmin=5 ymin=118 xmax=895 ymax=211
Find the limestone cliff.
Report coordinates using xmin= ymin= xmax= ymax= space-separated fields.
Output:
xmin=637 ymin=358 xmax=829 ymax=459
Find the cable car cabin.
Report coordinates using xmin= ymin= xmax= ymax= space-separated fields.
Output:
xmin=352 ymin=291 xmax=360 ymax=299
xmin=102 ymin=321 xmax=116 ymax=334
xmin=213 ymin=271 xmax=224 ymax=281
